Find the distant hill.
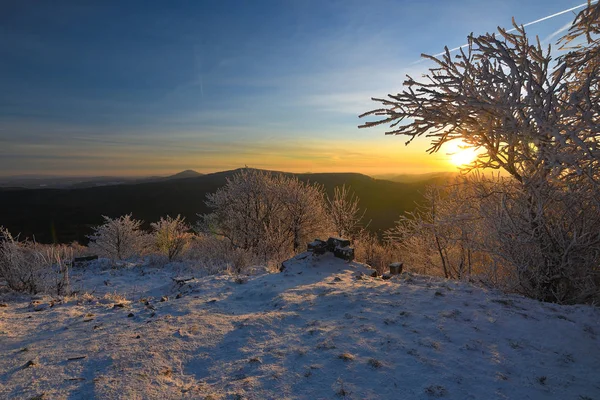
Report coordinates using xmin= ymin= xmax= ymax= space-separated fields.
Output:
xmin=0 ymin=169 xmax=435 ymax=244
xmin=0 ymin=170 xmax=204 ymax=189
xmin=167 ymin=169 xmax=203 ymax=179
xmin=373 ymin=171 xmax=458 ymax=184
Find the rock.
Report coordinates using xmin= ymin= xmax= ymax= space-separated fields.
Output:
xmin=33 ymin=303 xmax=49 ymax=312
xmin=307 ymin=239 xmax=328 ymax=255
xmin=127 ymin=313 xmax=134 ymax=318
xmin=74 ymin=255 xmax=98 ymax=263
xmin=326 ymin=237 xmax=351 ymax=252
xmin=235 ymin=277 xmax=248 ymax=284
xmin=382 ymin=274 xmax=392 ymax=280
xmin=333 ymin=246 xmax=354 ymax=262
xmin=370 ymin=271 xmax=378 ymax=278
xmin=160 ymin=296 xmax=168 ymax=302
xmin=0 ymin=303 xmax=8 ymax=307
xmin=389 ymin=262 xmax=404 ymax=275
xmin=243 ymin=265 xmax=271 ymax=276
xmin=334 ymin=277 xmax=342 ymax=282
xmin=175 ymin=293 xmax=183 ymax=299
xmin=172 ymin=276 xmax=194 ymax=285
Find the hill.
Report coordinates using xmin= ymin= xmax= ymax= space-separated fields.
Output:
xmin=0 ymin=169 xmax=434 ymax=244
xmin=0 ymin=170 xmax=204 ymax=190
xmin=0 ymin=253 xmax=598 ymax=399
xmin=373 ymin=171 xmax=458 ymax=184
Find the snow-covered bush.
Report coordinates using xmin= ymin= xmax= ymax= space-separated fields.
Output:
xmin=327 ymin=185 xmax=365 ymax=239
xmin=151 ymin=215 xmax=191 ymax=261
xmin=353 ymin=230 xmax=399 ymax=275
xmin=361 ymin=3 xmax=600 ymax=304
xmin=87 ymin=214 xmax=148 ymax=262
xmin=184 ymin=234 xmax=256 ymax=274
xmin=199 ymin=168 xmax=330 ymax=264
xmin=387 ymin=175 xmax=600 ymax=304
xmin=0 ymin=227 xmax=71 ymax=295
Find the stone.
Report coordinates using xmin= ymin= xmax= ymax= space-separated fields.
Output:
xmin=389 ymin=262 xmax=404 ymax=275
xmin=172 ymin=276 xmax=194 ymax=285
xmin=326 ymin=237 xmax=351 ymax=252
xmin=307 ymin=239 xmax=328 ymax=255
xmin=333 ymin=245 xmax=354 ymax=262
xmin=74 ymin=255 xmax=98 ymax=263
xmin=33 ymin=303 xmax=49 ymax=312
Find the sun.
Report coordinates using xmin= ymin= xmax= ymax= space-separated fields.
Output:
xmin=446 ymin=140 xmax=478 ymax=167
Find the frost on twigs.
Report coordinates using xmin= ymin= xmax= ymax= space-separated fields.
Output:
xmin=198 ymin=168 xmax=331 ymax=268
xmin=361 ymin=2 xmax=600 ymax=304
xmin=0 ymin=226 xmax=71 ymax=295
xmin=151 ymin=215 xmax=191 ymax=261
xmin=87 ymin=214 xmax=148 ymax=263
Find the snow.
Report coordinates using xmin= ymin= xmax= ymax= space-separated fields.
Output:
xmin=1 ymin=252 xmax=599 ymax=399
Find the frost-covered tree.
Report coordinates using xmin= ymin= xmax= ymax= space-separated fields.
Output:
xmin=151 ymin=215 xmax=191 ymax=261
xmin=361 ymin=2 xmax=600 ymax=303
xmin=88 ymin=214 xmax=147 ymax=261
xmin=359 ymin=2 xmax=600 ymax=185
xmin=199 ymin=168 xmax=329 ymax=263
xmin=0 ymin=226 xmax=71 ymax=294
xmin=279 ymin=177 xmax=330 ymax=252
xmin=327 ymin=185 xmax=365 ymax=239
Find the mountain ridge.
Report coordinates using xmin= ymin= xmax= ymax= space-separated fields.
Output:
xmin=0 ymin=168 xmax=446 ymax=244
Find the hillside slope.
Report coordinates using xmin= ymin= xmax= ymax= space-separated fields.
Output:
xmin=0 ymin=169 xmax=430 ymax=244
xmin=1 ymin=254 xmax=598 ymax=399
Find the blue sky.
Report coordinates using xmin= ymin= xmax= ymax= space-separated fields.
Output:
xmin=0 ymin=0 xmax=586 ymax=176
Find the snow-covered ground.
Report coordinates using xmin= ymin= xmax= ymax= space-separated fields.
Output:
xmin=1 ymin=253 xmax=599 ymax=399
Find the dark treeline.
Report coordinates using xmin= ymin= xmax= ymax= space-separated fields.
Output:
xmin=0 ymin=169 xmax=448 ymax=244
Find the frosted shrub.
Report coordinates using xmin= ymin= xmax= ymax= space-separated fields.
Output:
xmin=0 ymin=227 xmax=71 ymax=295
xmin=199 ymin=168 xmax=330 ymax=264
xmin=184 ymin=234 xmax=255 ymax=274
xmin=327 ymin=185 xmax=365 ymax=239
xmin=353 ymin=230 xmax=399 ymax=275
xmin=151 ymin=215 xmax=191 ymax=261
xmin=386 ymin=175 xmax=600 ymax=304
xmin=361 ymin=3 xmax=600 ymax=303
xmin=88 ymin=214 xmax=148 ymax=262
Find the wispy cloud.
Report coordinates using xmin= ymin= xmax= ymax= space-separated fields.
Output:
xmin=425 ymin=1 xmax=596 ymax=59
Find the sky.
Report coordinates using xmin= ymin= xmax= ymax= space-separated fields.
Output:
xmin=0 ymin=0 xmax=588 ymax=177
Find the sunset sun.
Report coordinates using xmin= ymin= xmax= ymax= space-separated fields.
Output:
xmin=446 ymin=140 xmax=478 ymax=167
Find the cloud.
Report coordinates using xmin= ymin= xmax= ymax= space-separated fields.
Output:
xmin=427 ymin=2 xmax=595 ymax=59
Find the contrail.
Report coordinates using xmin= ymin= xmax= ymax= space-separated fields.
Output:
xmin=428 ymin=1 xmax=598 ymax=58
